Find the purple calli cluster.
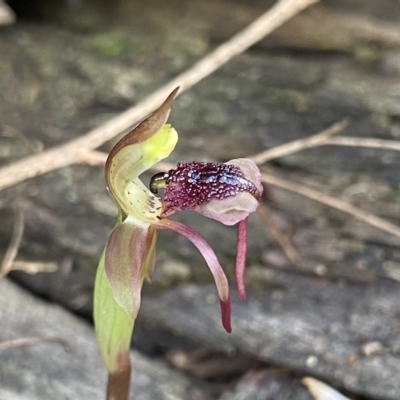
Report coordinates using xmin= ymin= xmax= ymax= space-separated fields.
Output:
xmin=103 ymin=88 xmax=262 ymax=333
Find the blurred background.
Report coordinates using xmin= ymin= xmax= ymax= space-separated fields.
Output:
xmin=1 ymin=1 xmax=400 ymax=399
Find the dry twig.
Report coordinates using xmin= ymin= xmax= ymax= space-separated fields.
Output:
xmin=0 ymin=337 xmax=69 ymax=352
xmin=246 ymin=121 xmax=400 ymax=242
xmin=84 ymin=128 xmax=400 ymax=169
xmin=11 ymin=261 xmax=58 ymax=274
xmin=249 ymin=120 xmax=348 ymax=164
xmin=261 ymin=172 xmax=400 ymax=239
xmin=249 ymin=122 xmax=400 ymax=166
xmin=256 ymin=203 xmax=301 ymax=267
xmin=0 ymin=204 xmax=25 ymax=279
xmin=324 ymin=136 xmax=400 ymax=151
xmin=0 ymin=205 xmax=58 ymax=278
xmin=0 ymin=0 xmax=319 ymax=193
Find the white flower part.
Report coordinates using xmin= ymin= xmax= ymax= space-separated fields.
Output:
xmin=195 ymin=158 xmax=263 ymax=226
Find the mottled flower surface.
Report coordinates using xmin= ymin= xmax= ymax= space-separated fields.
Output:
xmin=157 ymin=160 xmax=261 ymax=224
xmin=94 ymin=88 xmax=262 ymax=380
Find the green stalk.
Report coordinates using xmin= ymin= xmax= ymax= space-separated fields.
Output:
xmin=94 ymin=252 xmax=134 ymax=400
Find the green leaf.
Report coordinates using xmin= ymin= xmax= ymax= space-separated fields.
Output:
xmin=94 ymin=250 xmax=134 ymax=373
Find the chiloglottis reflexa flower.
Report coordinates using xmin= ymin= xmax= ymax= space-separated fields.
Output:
xmin=94 ymin=87 xmax=262 ymax=375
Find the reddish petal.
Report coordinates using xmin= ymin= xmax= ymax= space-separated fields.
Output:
xmin=155 ymin=219 xmax=231 ymax=332
xmin=236 ymin=218 xmax=248 ymax=300
xmin=220 ymin=299 xmax=232 ymax=333
xmin=104 ymin=217 xmax=150 ymax=319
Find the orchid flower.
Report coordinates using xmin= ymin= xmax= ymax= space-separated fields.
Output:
xmin=93 ymin=88 xmax=262 ymax=398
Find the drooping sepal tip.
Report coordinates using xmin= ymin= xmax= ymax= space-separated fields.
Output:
xmin=155 ymin=218 xmax=232 ymax=331
xmin=220 ymin=299 xmax=232 ymax=333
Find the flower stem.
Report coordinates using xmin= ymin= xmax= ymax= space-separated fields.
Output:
xmin=106 ymin=353 xmax=131 ymax=400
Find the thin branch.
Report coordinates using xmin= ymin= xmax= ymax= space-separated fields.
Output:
xmin=85 ymin=129 xmax=400 ymax=169
xmin=0 ymin=0 xmax=319 ymax=193
xmin=261 ymin=172 xmax=400 ymax=239
xmin=324 ymin=136 xmax=400 ymax=151
xmin=250 ymin=132 xmax=400 ymax=165
xmin=249 ymin=119 xmax=347 ymax=164
xmin=83 ymin=150 xmax=108 ymax=166
xmin=11 ymin=261 xmax=58 ymax=274
xmin=0 ymin=204 xmax=25 ymax=279
xmin=0 ymin=336 xmax=69 ymax=352
xmin=257 ymin=202 xmax=301 ymax=267
xmin=0 ymin=205 xmax=57 ymax=278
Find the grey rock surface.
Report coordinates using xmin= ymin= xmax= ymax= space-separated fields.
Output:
xmin=0 ymin=279 xmax=214 ymax=400
xmin=140 ymin=275 xmax=400 ymax=400
xmin=218 ymin=370 xmax=313 ymax=400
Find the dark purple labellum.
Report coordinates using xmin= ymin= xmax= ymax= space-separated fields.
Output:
xmin=150 ymin=162 xmax=259 ymax=218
